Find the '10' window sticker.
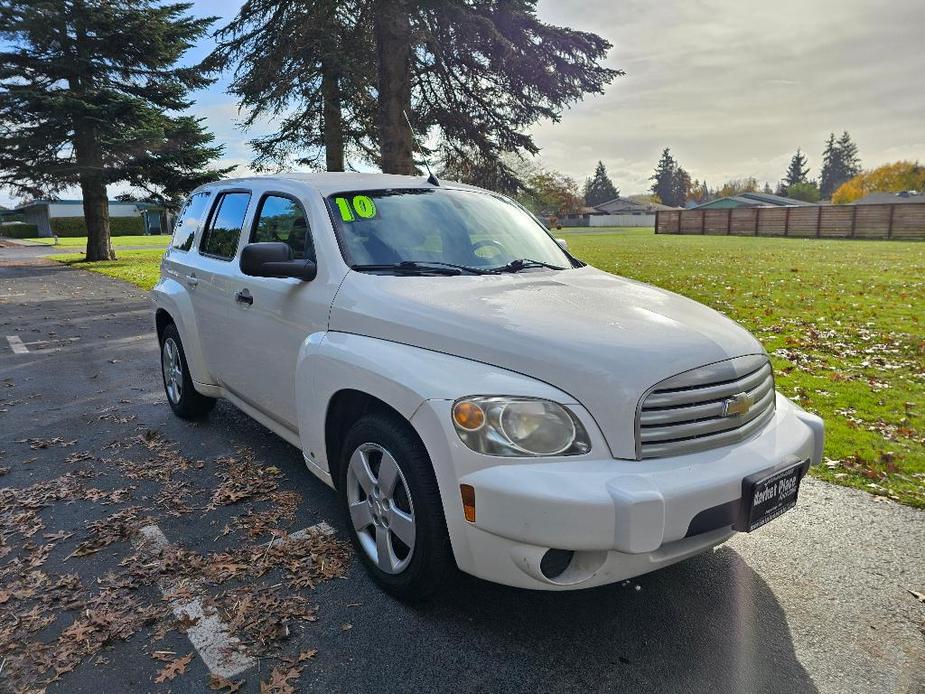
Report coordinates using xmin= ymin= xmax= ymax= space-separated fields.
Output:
xmin=334 ymin=195 xmax=377 ymax=222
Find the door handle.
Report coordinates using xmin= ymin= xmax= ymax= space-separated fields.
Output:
xmin=235 ymin=290 xmax=253 ymax=306
xmin=185 ymin=273 xmax=199 ymax=288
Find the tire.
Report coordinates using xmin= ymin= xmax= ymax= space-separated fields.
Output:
xmin=159 ymin=322 xmax=216 ymax=420
xmin=338 ymin=412 xmax=453 ymax=600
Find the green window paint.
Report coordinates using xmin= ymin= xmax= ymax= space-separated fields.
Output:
xmin=353 ymin=195 xmax=377 ymax=219
xmin=334 ymin=197 xmax=355 ymax=222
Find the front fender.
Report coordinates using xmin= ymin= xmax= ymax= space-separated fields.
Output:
xmin=151 ymin=277 xmax=216 ymax=386
xmin=295 ymin=331 xmax=578 ymax=473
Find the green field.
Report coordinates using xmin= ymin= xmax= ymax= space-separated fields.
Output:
xmin=54 ymin=228 xmax=925 ymax=507
xmin=27 ymin=235 xmax=170 ymax=248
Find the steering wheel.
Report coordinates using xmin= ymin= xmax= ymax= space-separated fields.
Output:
xmin=471 ymin=239 xmax=507 ymax=260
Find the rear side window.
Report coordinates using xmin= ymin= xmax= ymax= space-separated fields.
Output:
xmin=200 ymin=192 xmax=251 ymax=260
xmin=171 ymin=191 xmax=211 ymax=251
xmin=250 ymin=194 xmax=315 ymax=261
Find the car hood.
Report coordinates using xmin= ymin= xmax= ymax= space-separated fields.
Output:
xmin=329 ymin=266 xmax=765 ymax=458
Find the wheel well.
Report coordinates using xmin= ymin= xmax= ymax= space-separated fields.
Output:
xmin=325 ymin=389 xmax=414 ymax=485
xmin=155 ymin=309 xmax=174 ymax=342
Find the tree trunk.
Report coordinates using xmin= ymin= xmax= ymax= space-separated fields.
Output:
xmin=321 ymin=62 xmax=345 ymax=172
xmin=74 ymin=120 xmax=113 ymax=261
xmin=374 ymin=0 xmax=414 ymax=174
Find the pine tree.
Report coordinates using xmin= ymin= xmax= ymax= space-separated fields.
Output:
xmin=763 ymin=181 xmax=774 ymax=195
xmin=650 ymin=148 xmax=678 ymax=206
xmin=209 ymin=0 xmax=376 ymax=172
xmin=820 ymin=133 xmax=841 ymax=199
xmin=673 ymin=167 xmax=692 ymax=207
xmin=0 ymin=1 xmax=229 ymax=260
xmin=582 ymin=161 xmax=620 ymax=206
xmin=837 ymin=131 xmax=861 ymax=179
xmin=783 ymin=148 xmax=810 ymax=189
xmin=215 ymin=0 xmax=622 ymax=176
xmin=820 ymin=131 xmax=862 ymax=199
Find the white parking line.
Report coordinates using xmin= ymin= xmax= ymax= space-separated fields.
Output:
xmin=137 ymin=525 xmax=257 ymax=678
xmin=136 ymin=521 xmax=335 ymax=678
xmin=5 ymin=336 xmax=28 ymax=354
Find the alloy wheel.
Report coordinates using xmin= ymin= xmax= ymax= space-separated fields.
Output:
xmin=346 ymin=442 xmax=416 ymax=574
xmin=162 ymin=337 xmax=183 ymax=404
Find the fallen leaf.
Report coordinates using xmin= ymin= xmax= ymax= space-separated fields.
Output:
xmin=154 ymin=653 xmax=193 ymax=683
xmin=298 ymin=648 xmax=318 ymax=662
xmin=209 ymin=674 xmax=244 ymax=692
xmin=908 ymin=589 xmax=925 ymax=603
xmin=260 ymin=666 xmax=301 ymax=694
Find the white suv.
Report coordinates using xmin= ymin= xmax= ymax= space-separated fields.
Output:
xmin=153 ymin=173 xmax=824 ymax=599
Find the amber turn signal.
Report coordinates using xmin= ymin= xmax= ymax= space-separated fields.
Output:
xmin=460 ymin=484 xmax=476 ymax=522
xmin=453 ymin=401 xmax=485 ymax=431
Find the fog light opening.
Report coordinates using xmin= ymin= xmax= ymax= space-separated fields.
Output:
xmin=540 ymin=548 xmax=574 ymax=580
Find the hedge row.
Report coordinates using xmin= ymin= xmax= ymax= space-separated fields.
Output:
xmin=0 ymin=224 xmax=40 ymax=238
xmin=50 ymin=216 xmax=145 ymax=237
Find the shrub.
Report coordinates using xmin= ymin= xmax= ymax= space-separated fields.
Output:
xmin=50 ymin=215 xmax=145 ymax=237
xmin=0 ymin=223 xmax=40 ymax=238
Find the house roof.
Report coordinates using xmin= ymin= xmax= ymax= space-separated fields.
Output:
xmin=593 ymin=196 xmax=679 ymax=213
xmin=693 ymin=191 xmax=812 ymax=209
xmin=851 ymin=191 xmax=925 ymax=205
xmin=739 ymin=191 xmax=811 ymax=206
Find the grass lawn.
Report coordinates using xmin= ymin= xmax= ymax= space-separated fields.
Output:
xmin=26 ymin=235 xmax=170 ymax=248
xmin=55 ymin=248 xmax=165 ymax=291
xmin=563 ymin=228 xmax=925 ymax=507
xmin=53 ymin=228 xmax=925 ymax=507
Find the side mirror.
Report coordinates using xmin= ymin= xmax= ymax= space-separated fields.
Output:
xmin=240 ymin=242 xmax=317 ymax=281
xmin=555 ymin=238 xmax=569 ymax=251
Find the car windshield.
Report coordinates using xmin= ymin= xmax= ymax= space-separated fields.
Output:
xmin=326 ymin=188 xmax=572 ymax=272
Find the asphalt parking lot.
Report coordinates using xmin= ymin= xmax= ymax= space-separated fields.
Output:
xmin=1 ymin=252 xmax=923 ymax=693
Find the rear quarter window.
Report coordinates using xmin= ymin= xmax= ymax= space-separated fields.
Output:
xmin=171 ymin=192 xmax=212 ymax=251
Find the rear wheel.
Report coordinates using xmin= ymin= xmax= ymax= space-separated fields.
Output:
xmin=160 ymin=323 xmax=215 ymax=419
xmin=338 ymin=412 xmax=453 ymax=600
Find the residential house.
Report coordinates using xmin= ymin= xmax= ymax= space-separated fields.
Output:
xmin=0 ymin=199 xmax=168 ymax=237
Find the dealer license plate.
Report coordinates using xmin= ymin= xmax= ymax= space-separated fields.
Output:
xmin=736 ymin=460 xmax=809 ymax=532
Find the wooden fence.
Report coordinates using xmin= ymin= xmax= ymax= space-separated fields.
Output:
xmin=655 ymin=203 xmax=925 ymax=240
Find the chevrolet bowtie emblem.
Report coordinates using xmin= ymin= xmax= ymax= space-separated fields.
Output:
xmin=722 ymin=392 xmax=753 ymax=417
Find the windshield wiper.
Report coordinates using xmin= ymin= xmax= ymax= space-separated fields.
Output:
xmin=489 ymin=258 xmax=565 ymax=273
xmin=350 ymin=261 xmax=493 ymax=276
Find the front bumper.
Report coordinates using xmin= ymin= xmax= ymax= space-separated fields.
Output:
xmin=411 ymin=393 xmax=823 ymax=590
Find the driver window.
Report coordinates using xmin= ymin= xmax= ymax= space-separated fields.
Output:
xmin=251 ymin=194 xmax=315 ymax=262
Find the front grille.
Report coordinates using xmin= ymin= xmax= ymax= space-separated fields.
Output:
xmin=637 ymin=354 xmax=776 ymax=459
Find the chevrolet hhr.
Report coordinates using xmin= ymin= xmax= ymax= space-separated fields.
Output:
xmin=152 ymin=173 xmax=824 ymax=599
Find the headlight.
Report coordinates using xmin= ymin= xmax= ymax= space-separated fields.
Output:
xmin=451 ymin=396 xmax=591 ymax=457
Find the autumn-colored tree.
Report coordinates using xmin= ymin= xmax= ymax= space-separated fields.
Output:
xmin=715 ymin=177 xmax=759 ymax=198
xmin=832 ymin=161 xmax=925 ymax=204
xmin=518 ymin=168 xmax=582 ymax=216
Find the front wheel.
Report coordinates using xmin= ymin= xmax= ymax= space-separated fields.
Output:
xmin=338 ymin=413 xmax=453 ymax=600
xmin=160 ymin=323 xmax=216 ymax=420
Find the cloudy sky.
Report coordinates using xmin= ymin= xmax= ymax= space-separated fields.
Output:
xmin=4 ymin=0 xmax=923 ymax=206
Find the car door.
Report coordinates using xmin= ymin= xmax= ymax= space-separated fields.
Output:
xmin=192 ymin=189 xmax=252 ymax=386
xmin=217 ymin=191 xmax=331 ymax=431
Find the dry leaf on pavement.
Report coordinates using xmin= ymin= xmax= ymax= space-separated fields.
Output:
xmin=154 ymin=652 xmax=193 ymax=683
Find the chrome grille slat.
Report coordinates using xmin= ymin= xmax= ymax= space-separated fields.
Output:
xmin=640 ymin=386 xmax=775 ymax=442
xmin=637 ymin=355 xmax=776 ymax=459
xmin=639 ymin=373 xmax=775 ymax=426
xmin=643 ymin=363 xmax=772 ymax=408
xmin=639 ymin=405 xmax=775 ymax=459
